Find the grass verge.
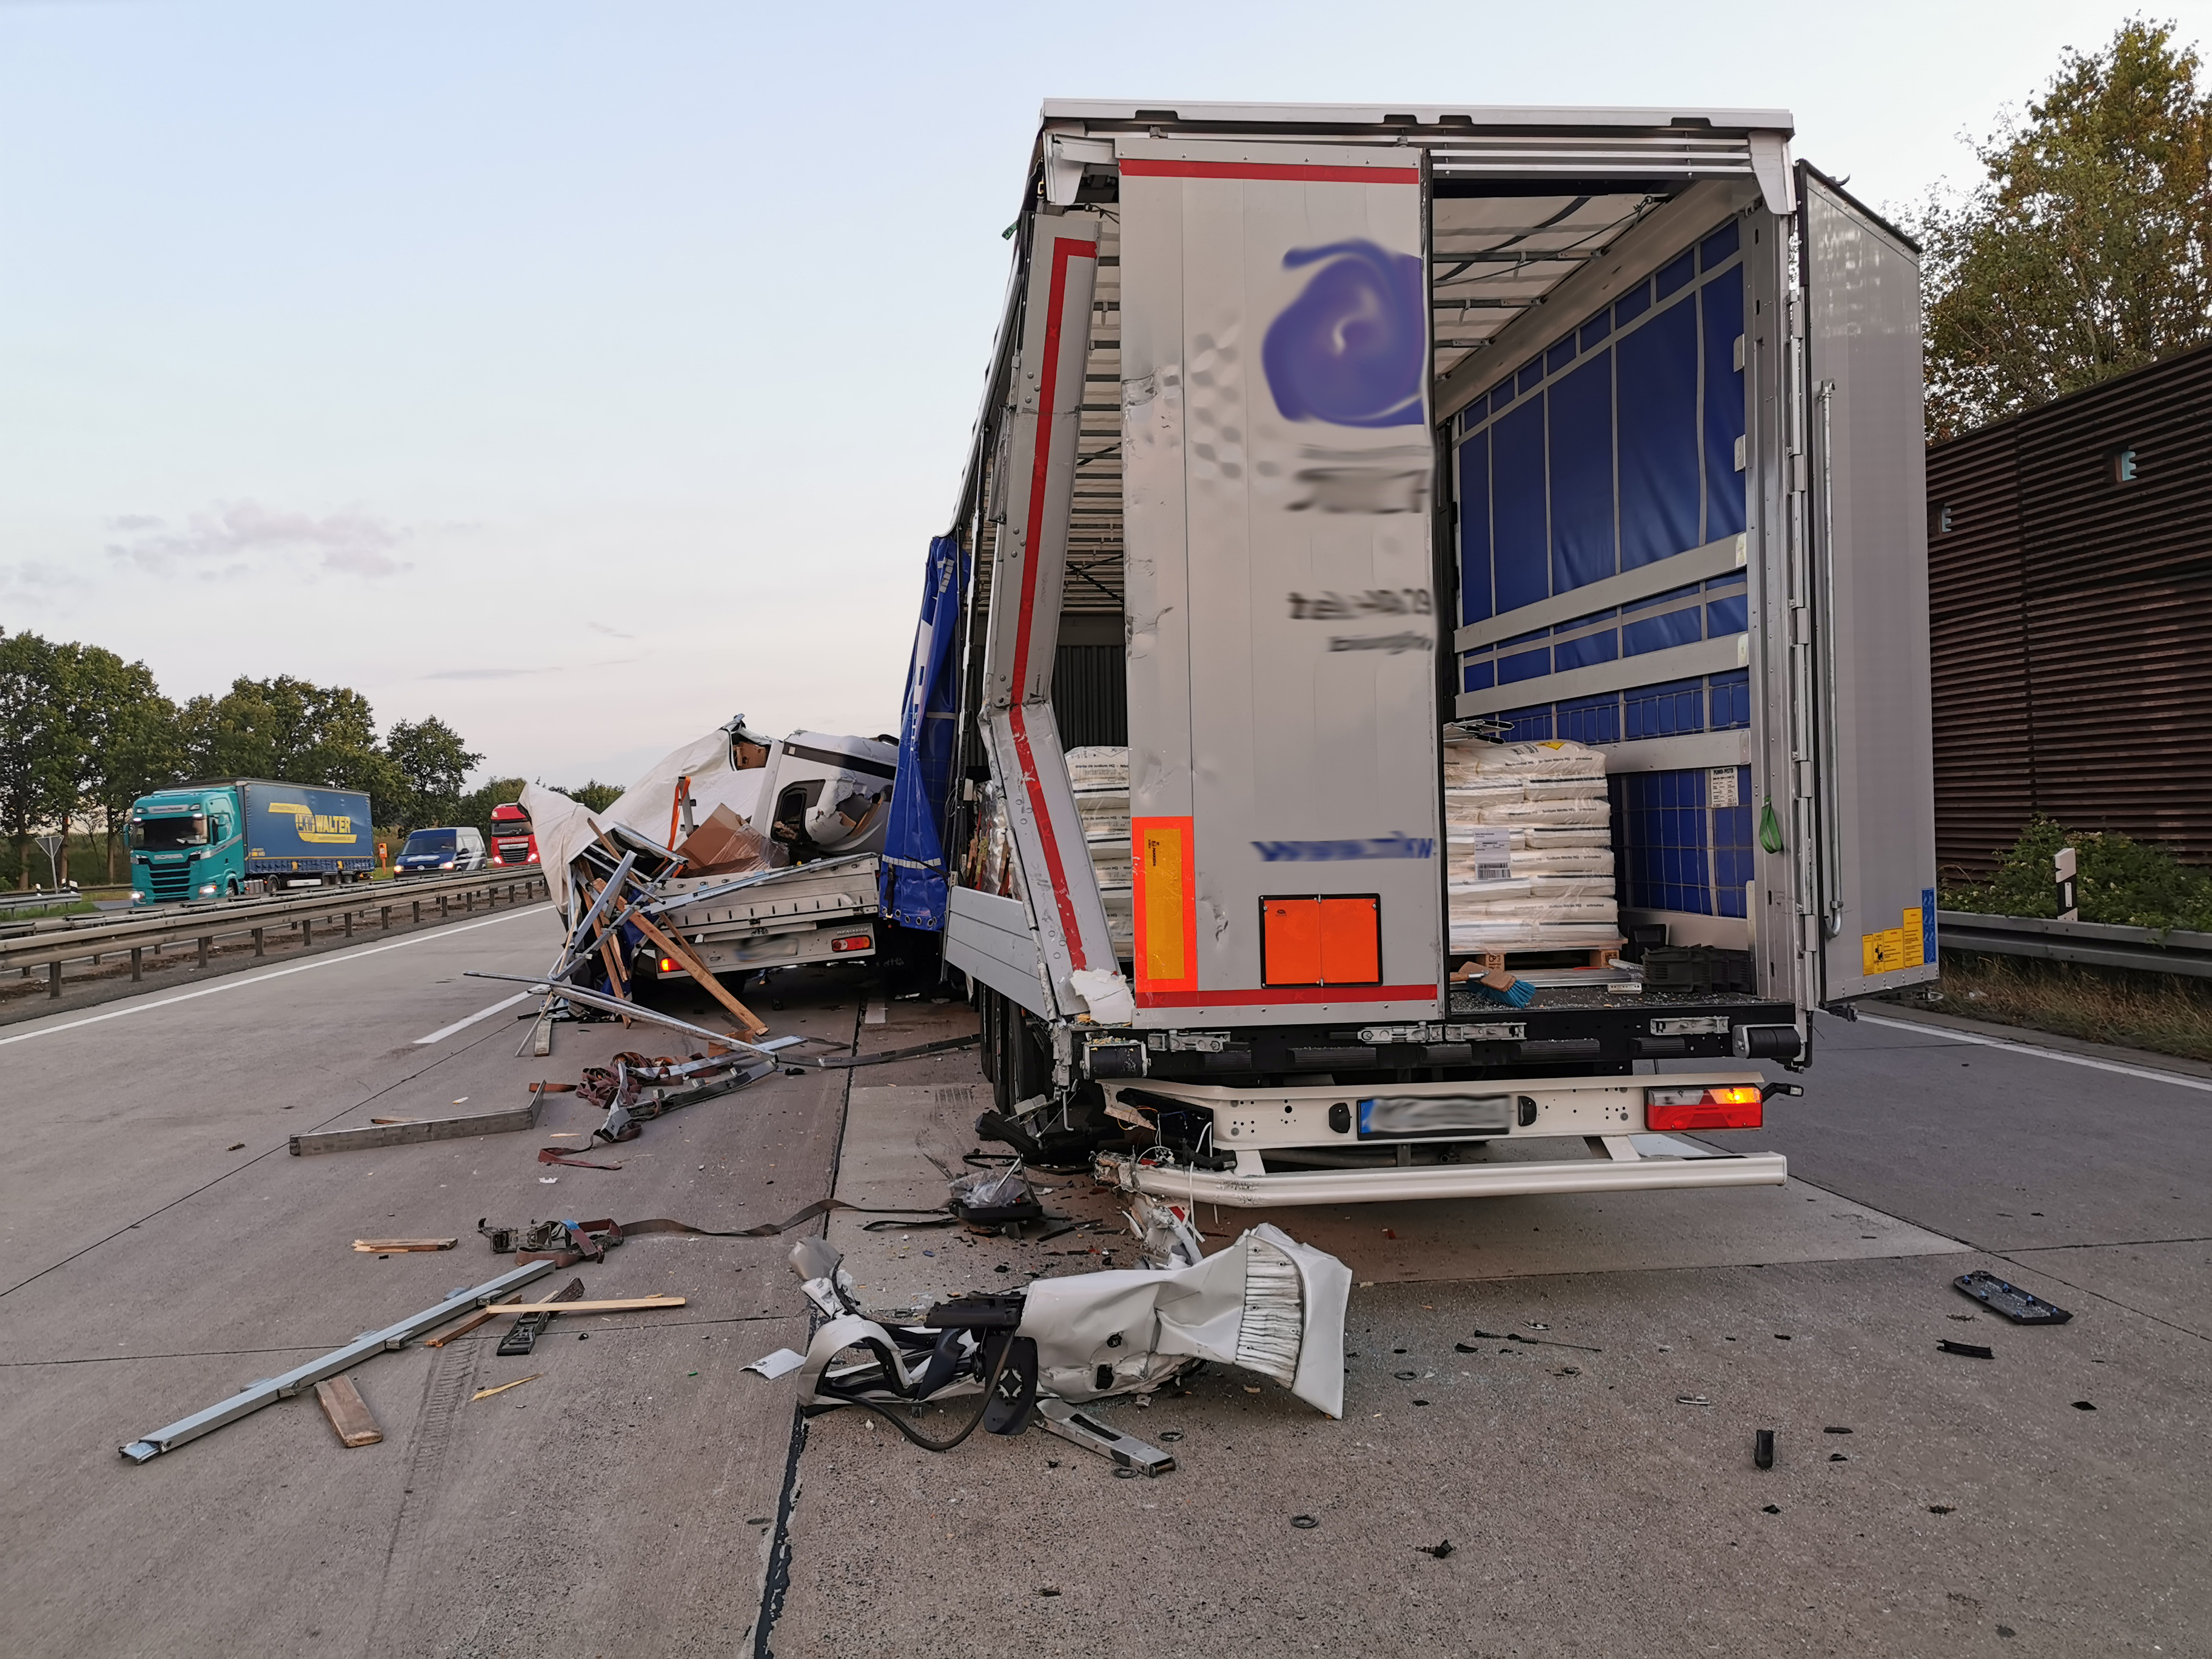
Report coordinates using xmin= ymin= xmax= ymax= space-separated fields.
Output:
xmin=1884 ymin=952 xmax=2212 ymax=1064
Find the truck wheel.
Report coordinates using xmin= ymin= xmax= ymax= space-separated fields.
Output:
xmin=995 ymin=1000 xmax=1049 ymax=1114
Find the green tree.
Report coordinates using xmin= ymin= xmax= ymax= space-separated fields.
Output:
xmin=455 ymin=775 xmax=528 ymax=839
xmin=556 ymin=780 xmax=624 ymax=813
xmin=72 ymin=651 xmax=180 ymax=882
xmin=178 ymin=675 xmax=404 ymax=815
xmin=384 ymin=716 xmax=484 ymax=827
xmin=0 ymin=632 xmax=79 ymax=888
xmin=1919 ymin=19 xmax=2212 ymax=439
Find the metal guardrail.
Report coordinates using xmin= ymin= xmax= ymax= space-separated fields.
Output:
xmin=1938 ymin=910 xmax=2212 ymax=980
xmin=2 ymin=866 xmax=548 ymax=997
xmin=0 ymin=888 xmax=84 ymax=917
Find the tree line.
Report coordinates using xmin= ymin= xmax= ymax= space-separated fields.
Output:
xmin=1 ymin=628 xmax=511 ymax=888
xmin=1920 ymin=20 xmax=2211 ymax=439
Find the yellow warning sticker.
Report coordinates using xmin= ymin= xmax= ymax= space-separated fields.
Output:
xmin=1902 ymin=907 xmax=1925 ymax=969
xmin=1862 ymin=928 xmax=1906 ymax=976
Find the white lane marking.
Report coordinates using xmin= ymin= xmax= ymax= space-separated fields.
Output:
xmin=1853 ymin=1011 xmax=2212 ymax=1094
xmin=0 ymin=906 xmax=549 ymax=1049
xmin=413 ymin=991 xmax=533 ymax=1045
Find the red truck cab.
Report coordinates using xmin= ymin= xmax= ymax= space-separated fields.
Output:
xmin=489 ymin=802 xmax=538 ymax=867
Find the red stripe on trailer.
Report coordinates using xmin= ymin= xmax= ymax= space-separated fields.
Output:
xmin=1135 ymin=982 xmax=1437 ymax=1009
xmin=1008 ymin=232 xmax=1098 ymax=971
xmin=1119 ymin=158 xmax=1421 ymax=184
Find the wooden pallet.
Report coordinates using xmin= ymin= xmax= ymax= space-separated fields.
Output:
xmin=1450 ymin=938 xmax=1626 ymax=980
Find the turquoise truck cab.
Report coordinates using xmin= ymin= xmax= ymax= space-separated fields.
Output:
xmin=129 ymin=779 xmax=375 ymax=905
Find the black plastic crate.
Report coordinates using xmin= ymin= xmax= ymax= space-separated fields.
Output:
xmin=1642 ymin=946 xmax=1755 ymax=993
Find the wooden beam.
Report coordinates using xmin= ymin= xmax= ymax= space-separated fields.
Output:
xmin=313 ymin=1376 xmax=383 ymax=1447
xmin=625 ymin=907 xmax=769 ymax=1037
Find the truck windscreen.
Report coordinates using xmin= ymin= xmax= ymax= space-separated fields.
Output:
xmin=131 ymin=815 xmax=208 ymax=850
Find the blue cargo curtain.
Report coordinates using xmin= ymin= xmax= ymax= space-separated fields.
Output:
xmin=880 ymin=532 xmax=968 ymax=930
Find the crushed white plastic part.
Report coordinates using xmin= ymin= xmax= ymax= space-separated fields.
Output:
xmin=1018 ymin=1223 xmax=1352 ymax=1418
xmin=743 ymin=1347 xmax=807 ymax=1381
xmin=1068 ymin=967 xmax=1135 ymax=1027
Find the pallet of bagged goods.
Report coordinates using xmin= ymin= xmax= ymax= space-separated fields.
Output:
xmin=1443 ymin=738 xmax=1621 ymax=975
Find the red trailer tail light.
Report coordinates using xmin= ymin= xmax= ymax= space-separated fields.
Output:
xmin=657 ymin=956 xmax=677 ymax=973
xmin=1645 ymin=1085 xmax=1763 ymax=1131
xmin=830 ymin=933 xmax=872 ymax=953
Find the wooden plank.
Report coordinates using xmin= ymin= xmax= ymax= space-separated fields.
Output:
xmin=478 ymin=1295 xmax=685 ymax=1315
xmin=313 ymin=1376 xmax=383 ymax=1447
xmin=352 ymin=1238 xmax=459 ymax=1253
xmin=289 ymin=1094 xmax=542 ymax=1156
xmin=420 ymin=1308 xmax=499 ymax=1348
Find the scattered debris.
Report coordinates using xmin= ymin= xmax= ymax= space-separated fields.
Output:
xmin=949 ymin=1161 xmax=1044 ymax=1231
xmin=537 ymin=1148 xmax=625 ymax=1171
xmin=1677 ymin=1395 xmax=1712 ymax=1406
xmin=1929 ymin=1504 xmax=1956 ymax=1514
xmin=790 ymin=1224 xmax=1350 ymax=1469
xmin=121 ymin=1259 xmax=557 ymax=1461
xmin=744 ymin=1348 xmax=807 ymax=1381
xmin=1829 ymin=1452 xmax=1849 ymax=1461
xmin=1291 ymin=1515 xmax=1319 ymax=1529
xmin=1939 ymin=1339 xmax=1995 ymax=1359
xmin=2072 ymin=1400 xmax=2097 ymax=1411
xmin=1418 ymin=1541 xmax=1454 ymax=1558
xmin=472 ymin=1374 xmax=543 ymax=1403
xmin=1761 ymin=1504 xmax=1781 ymax=1515
xmin=1754 ymin=1429 xmax=1775 ymax=1469
xmin=1038 ymin=1587 xmax=1061 ymax=1597
xmin=497 ymin=1277 xmax=586 ymax=1356
xmin=1823 ymin=1426 xmax=1853 ymax=1435
xmin=1954 ymin=1270 xmax=2073 ymax=1325
xmin=352 ymin=1238 xmax=458 ymax=1253
xmin=1460 ymin=1327 xmax=1601 ymax=1353
xmin=313 ymin=1377 xmax=383 ymax=1447
xmin=226 ymin=1142 xmax=245 ymax=1151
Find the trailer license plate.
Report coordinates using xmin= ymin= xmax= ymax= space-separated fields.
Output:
xmin=1357 ymin=1095 xmax=1513 ymax=1139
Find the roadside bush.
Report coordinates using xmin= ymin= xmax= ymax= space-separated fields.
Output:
xmin=1942 ymin=817 xmax=2212 ymax=932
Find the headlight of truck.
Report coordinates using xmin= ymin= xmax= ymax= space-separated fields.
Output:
xmin=198 ymin=883 xmax=217 ymax=896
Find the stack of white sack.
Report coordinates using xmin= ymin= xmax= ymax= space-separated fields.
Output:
xmin=1443 ymin=739 xmax=1620 ymax=953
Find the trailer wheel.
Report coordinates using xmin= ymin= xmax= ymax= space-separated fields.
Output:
xmin=977 ymin=987 xmax=999 ymax=1086
xmin=997 ymin=1000 xmax=1050 ymax=1114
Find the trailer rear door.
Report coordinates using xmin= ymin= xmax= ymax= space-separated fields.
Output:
xmin=1798 ymin=164 xmax=1939 ymax=999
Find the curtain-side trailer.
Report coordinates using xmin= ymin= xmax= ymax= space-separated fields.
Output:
xmin=891 ymin=101 xmax=1936 ymax=1207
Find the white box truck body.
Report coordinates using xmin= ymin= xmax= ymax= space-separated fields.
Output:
xmin=925 ymin=102 xmax=1935 ymax=1205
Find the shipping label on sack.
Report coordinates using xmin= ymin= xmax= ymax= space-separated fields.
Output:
xmin=1466 ymin=826 xmax=1511 ymax=882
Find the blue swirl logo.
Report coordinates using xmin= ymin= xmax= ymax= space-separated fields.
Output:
xmin=1261 ymin=240 xmax=1426 ymax=428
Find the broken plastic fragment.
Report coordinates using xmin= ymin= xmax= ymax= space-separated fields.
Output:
xmin=743 ymin=1348 xmax=806 ymax=1381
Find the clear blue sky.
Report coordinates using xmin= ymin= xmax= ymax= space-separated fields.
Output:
xmin=3 ymin=0 xmax=2202 ymax=787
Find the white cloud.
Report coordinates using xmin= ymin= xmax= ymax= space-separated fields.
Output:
xmin=105 ymin=500 xmax=411 ymax=579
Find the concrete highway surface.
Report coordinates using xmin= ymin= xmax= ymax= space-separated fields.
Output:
xmin=1 ymin=902 xmax=2205 ymax=1657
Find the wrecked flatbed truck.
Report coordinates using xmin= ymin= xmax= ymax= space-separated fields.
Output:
xmin=881 ymin=100 xmax=1936 ymax=1206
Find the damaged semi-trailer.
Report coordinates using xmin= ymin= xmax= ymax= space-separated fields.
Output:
xmin=893 ymin=102 xmax=1934 ymax=1206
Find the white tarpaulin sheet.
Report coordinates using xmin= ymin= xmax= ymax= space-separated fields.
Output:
xmin=519 ymin=781 xmax=606 ymax=912
xmin=603 ymin=729 xmax=766 ymax=851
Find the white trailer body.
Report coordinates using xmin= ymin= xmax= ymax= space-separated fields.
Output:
xmin=935 ymin=103 xmax=1936 ymax=1203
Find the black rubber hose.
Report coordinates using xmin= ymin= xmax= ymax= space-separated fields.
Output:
xmin=826 ymin=1332 xmax=1018 ymax=1453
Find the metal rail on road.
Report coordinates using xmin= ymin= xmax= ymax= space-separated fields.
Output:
xmin=1 ymin=866 xmax=548 ymax=997
xmin=1938 ymin=909 xmax=2212 ymax=980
